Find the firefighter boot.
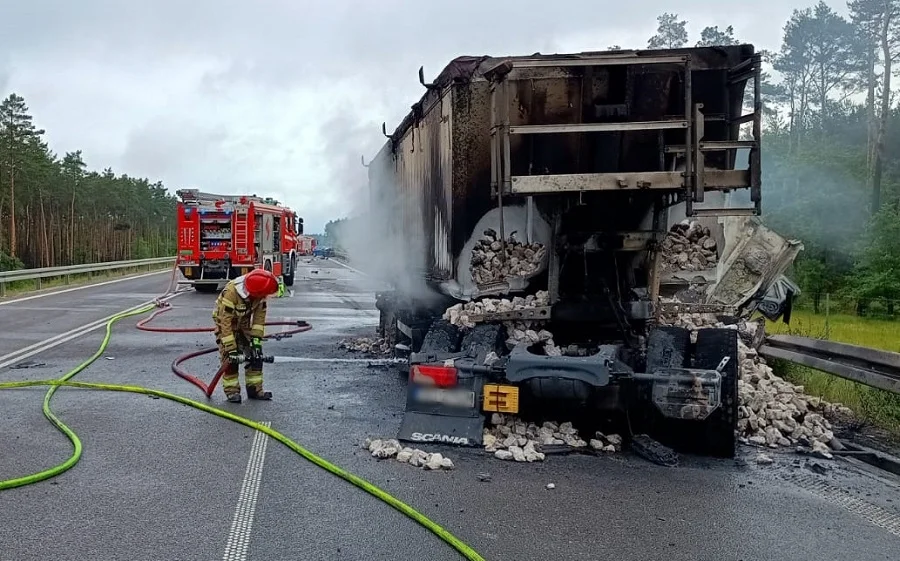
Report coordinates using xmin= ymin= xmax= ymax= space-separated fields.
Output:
xmin=245 ymin=369 xmax=272 ymax=400
xmin=222 ymin=364 xmax=242 ymax=403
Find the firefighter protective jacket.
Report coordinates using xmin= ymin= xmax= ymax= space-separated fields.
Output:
xmin=212 ymin=274 xmax=268 ymax=351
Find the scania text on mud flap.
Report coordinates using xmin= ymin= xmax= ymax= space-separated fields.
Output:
xmin=368 ymin=45 xmax=801 ymax=459
xmin=408 ymin=433 xmax=472 ymax=445
xmin=175 ymin=189 xmax=305 ymax=293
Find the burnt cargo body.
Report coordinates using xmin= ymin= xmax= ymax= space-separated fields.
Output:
xmin=368 ymin=46 xmax=799 ymax=460
xmin=367 ymin=46 xmax=760 ymax=304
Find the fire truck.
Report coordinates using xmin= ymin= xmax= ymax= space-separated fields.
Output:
xmin=297 ymin=235 xmax=317 ymax=255
xmin=175 ymin=189 xmax=304 ymax=293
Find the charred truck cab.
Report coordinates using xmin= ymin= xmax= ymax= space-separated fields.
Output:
xmin=368 ymin=46 xmax=800 ymax=458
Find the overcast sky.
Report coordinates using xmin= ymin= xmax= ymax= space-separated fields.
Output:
xmin=0 ymin=0 xmax=846 ymax=232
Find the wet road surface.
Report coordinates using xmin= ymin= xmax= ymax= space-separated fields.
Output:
xmin=1 ymin=258 xmax=899 ymax=561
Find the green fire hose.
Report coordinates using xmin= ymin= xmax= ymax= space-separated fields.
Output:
xmin=0 ymin=305 xmax=485 ymax=561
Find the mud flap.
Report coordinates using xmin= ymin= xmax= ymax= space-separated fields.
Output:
xmin=397 ymin=411 xmax=485 ymax=447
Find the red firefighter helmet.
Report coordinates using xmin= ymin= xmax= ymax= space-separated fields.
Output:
xmin=244 ymin=269 xmax=279 ymax=298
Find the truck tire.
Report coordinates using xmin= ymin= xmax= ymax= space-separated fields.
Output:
xmin=460 ymin=323 xmax=507 ymax=359
xmin=283 ymin=254 xmax=295 ymax=287
xmin=419 ymin=320 xmax=461 ymax=354
xmin=693 ymin=328 xmax=739 ymax=458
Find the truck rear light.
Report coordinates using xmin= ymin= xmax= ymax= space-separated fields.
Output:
xmin=410 ymin=365 xmax=458 ymax=388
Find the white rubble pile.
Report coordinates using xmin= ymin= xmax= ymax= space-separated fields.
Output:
xmin=736 ymin=338 xmax=852 ymax=457
xmin=484 ymin=413 xmax=623 ymax=462
xmin=660 ymin=219 xmax=719 ymax=272
xmin=442 ymin=291 xmax=562 ymax=355
xmin=660 ymin=313 xmax=854 ymax=457
xmin=339 ymin=337 xmax=391 ymax=355
xmin=470 ymin=229 xmax=546 ymax=286
xmin=363 ymin=438 xmax=455 ymax=470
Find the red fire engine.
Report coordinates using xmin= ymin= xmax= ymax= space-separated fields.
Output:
xmin=175 ymin=189 xmax=303 ymax=293
xmin=297 ymin=235 xmax=317 ymax=255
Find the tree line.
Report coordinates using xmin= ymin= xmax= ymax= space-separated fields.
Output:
xmin=0 ymin=93 xmax=176 ymax=271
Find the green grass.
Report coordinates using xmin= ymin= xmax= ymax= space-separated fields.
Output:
xmin=765 ymin=309 xmax=900 ymax=434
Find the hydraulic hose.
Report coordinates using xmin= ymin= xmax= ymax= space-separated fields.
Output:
xmin=0 ymin=290 xmax=486 ymax=560
xmin=0 ymin=303 xmax=156 ymax=490
xmin=0 ymin=379 xmax=485 ymax=561
xmin=137 ymin=302 xmax=313 ymax=396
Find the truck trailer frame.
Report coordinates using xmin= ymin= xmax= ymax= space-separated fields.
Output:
xmin=368 ymin=46 xmax=794 ymax=458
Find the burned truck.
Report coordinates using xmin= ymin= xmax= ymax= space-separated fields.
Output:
xmin=366 ymin=46 xmax=799 ymax=458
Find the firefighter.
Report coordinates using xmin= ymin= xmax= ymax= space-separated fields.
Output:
xmin=212 ymin=268 xmax=281 ymax=403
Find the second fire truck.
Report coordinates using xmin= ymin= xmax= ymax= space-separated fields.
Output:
xmin=175 ymin=189 xmax=304 ymax=293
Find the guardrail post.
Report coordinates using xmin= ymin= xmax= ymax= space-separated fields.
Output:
xmin=65 ymin=274 xmax=71 ymax=286
xmin=35 ymin=278 xmax=41 ymax=291
xmin=0 ymin=281 xmax=5 ymax=297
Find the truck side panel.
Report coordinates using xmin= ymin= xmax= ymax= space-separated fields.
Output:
xmin=368 ymin=87 xmax=455 ymax=282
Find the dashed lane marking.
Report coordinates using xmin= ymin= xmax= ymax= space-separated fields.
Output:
xmin=222 ymin=421 xmax=271 ymax=561
xmin=0 ymin=293 xmax=182 ymax=371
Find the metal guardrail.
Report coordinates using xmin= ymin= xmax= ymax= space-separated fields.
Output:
xmin=0 ymin=257 xmax=176 ymax=296
xmin=759 ymin=334 xmax=900 ymax=395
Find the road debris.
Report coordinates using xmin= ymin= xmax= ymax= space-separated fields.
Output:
xmin=545 ymin=483 xmax=556 ymax=490
xmin=660 ymin=219 xmax=718 ymax=272
xmin=483 ymin=413 xmax=619 ymax=462
xmin=470 ymin=228 xmax=546 ymax=286
xmin=363 ymin=438 xmax=455 ymax=470
xmin=340 ymin=337 xmax=392 ymax=355
xmin=756 ymin=453 xmax=775 ymax=465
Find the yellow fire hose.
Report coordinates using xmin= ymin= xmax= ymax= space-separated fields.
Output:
xmin=0 ymin=305 xmax=486 ymax=561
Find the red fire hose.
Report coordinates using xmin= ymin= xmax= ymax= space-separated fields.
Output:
xmin=139 ymin=265 xmax=312 ymax=397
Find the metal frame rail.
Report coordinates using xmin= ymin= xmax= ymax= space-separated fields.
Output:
xmin=485 ymin=51 xmax=763 ymax=231
xmin=0 ymin=257 xmax=176 ymax=297
xmin=760 ymin=334 xmax=900 ymax=395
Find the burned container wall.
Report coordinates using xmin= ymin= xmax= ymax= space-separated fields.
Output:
xmin=500 ymin=56 xmax=751 ymax=182
xmin=448 ymin=80 xmax=495 ymax=263
xmin=367 ymin=87 xmax=455 ymax=282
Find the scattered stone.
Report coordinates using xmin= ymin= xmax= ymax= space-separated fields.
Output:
xmin=364 ymin=437 xmax=454 ymax=470
xmin=494 ymin=449 xmax=514 ymax=461
xmin=546 ymin=483 xmax=556 ymax=490
xmin=441 ymin=292 xmax=559 ymax=355
xmin=660 ymin=220 xmax=719 ymax=273
xmin=340 ymin=337 xmax=391 ymax=355
xmin=470 ymin=229 xmax=546 ymax=286
xmin=477 ymin=473 xmax=492 ymax=482
xmin=424 ymin=453 xmax=445 ymax=470
xmin=484 ymin=413 xmax=611 ymax=462
xmin=756 ymin=453 xmax=775 ymax=465
xmin=811 ymin=440 xmax=834 ymax=460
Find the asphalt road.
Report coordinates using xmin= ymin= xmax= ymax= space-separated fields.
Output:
xmin=1 ymin=258 xmax=899 ymax=561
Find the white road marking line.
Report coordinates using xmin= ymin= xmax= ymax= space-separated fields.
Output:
xmin=330 ymin=259 xmax=367 ymax=276
xmin=0 ymin=293 xmax=182 ymax=371
xmin=0 ymin=269 xmax=170 ymax=307
xmin=223 ymin=421 xmax=271 ymax=561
